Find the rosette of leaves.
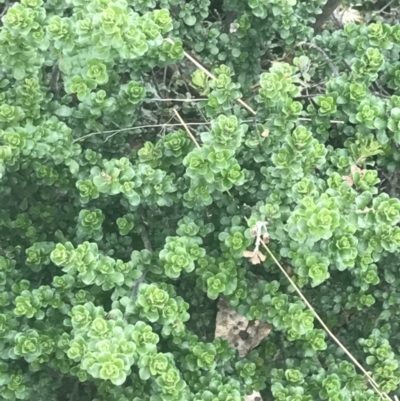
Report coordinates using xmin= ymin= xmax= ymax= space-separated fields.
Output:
xmin=373 ymin=193 xmax=400 ymax=225
xmin=83 ymin=350 xmax=129 ymax=385
xmin=359 ymin=329 xmax=400 ymax=392
xmin=135 ymin=163 xmax=177 ymax=207
xmin=77 ymin=208 xmax=104 ymax=240
xmin=65 ymin=75 xmax=97 ymax=101
xmin=351 ymin=48 xmax=384 ymax=83
xmin=116 ymin=213 xmax=135 ymax=236
xmin=201 ymin=115 xmax=246 ymax=152
xmin=69 ymin=302 xmax=106 ymax=332
xmin=191 ymin=342 xmax=217 ymax=370
xmin=162 ymin=130 xmax=192 ymax=163
xmin=9 ymin=329 xmax=43 ymax=363
xmin=292 ymin=252 xmax=331 ymax=287
xmin=119 ymin=81 xmax=146 ymax=106
xmin=138 ymin=141 xmax=163 ymax=168
xmin=90 ymin=157 xmax=141 ymax=206
xmin=93 ymin=255 xmax=125 ymax=290
xmin=159 ymin=236 xmax=205 ymax=279
xmin=258 ymin=62 xmax=300 ymax=106
xmin=84 ymin=59 xmax=109 ymax=85
xmin=136 ymin=283 xmax=170 ymax=322
xmin=131 ymin=321 xmax=159 ymax=356
xmin=25 ymin=241 xmax=54 ymax=272
xmin=138 ymin=352 xmax=171 ymax=380
xmin=219 ymin=224 xmax=252 ymax=259
xmin=199 ymin=65 xmax=242 ymax=116
xmin=287 ymin=194 xmax=342 ymax=243
xmin=76 ymin=179 xmax=100 ymax=203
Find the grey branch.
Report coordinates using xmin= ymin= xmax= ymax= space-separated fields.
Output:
xmin=50 ymin=61 xmax=60 ymax=99
xmin=298 ymin=42 xmax=340 ymax=77
xmin=312 ymin=0 xmax=341 ymax=32
xmin=0 ymin=2 xmax=9 ymax=20
xmin=139 ymin=223 xmax=153 ymax=253
xmin=130 ymin=224 xmax=153 ymax=299
xmin=130 ymin=274 xmax=145 ymax=300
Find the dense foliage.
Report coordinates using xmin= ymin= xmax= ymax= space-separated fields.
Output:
xmin=1 ymin=0 xmax=400 ymax=400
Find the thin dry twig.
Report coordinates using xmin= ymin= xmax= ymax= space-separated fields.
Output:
xmin=260 ymin=240 xmax=392 ymax=401
xmin=165 ymin=39 xmax=344 ymax=125
xmin=172 ymin=108 xmax=201 ymax=148
xmin=0 ymin=2 xmax=9 ymax=20
xmin=104 ymin=130 xmax=123 ymax=142
xmin=299 ymin=117 xmax=343 ymax=123
xmin=296 ymin=41 xmax=340 ymax=77
xmin=146 ymin=98 xmax=207 ymax=102
xmin=165 ymin=38 xmax=257 ymax=115
xmin=73 ymin=40 xmax=345 ymax=143
xmin=366 ymin=0 xmax=395 ymax=24
xmin=72 ymin=121 xmax=232 ymax=143
xmin=73 ymin=115 xmax=344 ymax=142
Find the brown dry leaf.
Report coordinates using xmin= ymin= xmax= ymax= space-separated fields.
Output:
xmin=334 ymin=7 xmax=363 ymax=25
xmin=283 ymin=264 xmax=293 ymax=276
xmin=261 ymin=129 xmax=270 ymax=138
xmin=250 ymin=253 xmax=261 ymax=265
xmin=262 ymin=232 xmax=270 ymax=244
xmin=342 ymin=175 xmax=354 ymax=186
xmin=243 ymin=250 xmax=255 ymax=258
xmin=229 ymin=23 xmax=239 ymax=33
xmin=250 ymin=227 xmax=258 ymax=237
xmin=245 ymin=392 xmax=263 ymax=401
xmin=350 ymin=165 xmax=364 ymax=175
xmin=215 ymin=298 xmax=272 ymax=357
xmin=243 ymin=250 xmax=266 ymax=265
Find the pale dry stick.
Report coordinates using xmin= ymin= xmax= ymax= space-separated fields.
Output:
xmin=149 ymin=93 xmax=345 ymax=123
xmin=165 ymin=38 xmax=344 ymax=125
xmin=104 ymin=111 xmax=174 ymax=142
xmin=298 ymin=117 xmax=343 ymax=123
xmin=157 ymin=113 xmax=175 ymax=137
xmin=172 ymin=109 xmax=201 ymax=148
xmin=165 ymin=38 xmax=257 ymax=116
xmin=73 ymin=117 xmax=344 ymax=143
xmin=173 ymin=108 xmax=234 ymax=198
xmin=105 ymin=130 xmax=124 ymax=142
xmin=0 ymin=2 xmax=9 ymax=19
xmin=147 ymin=98 xmax=207 ymax=102
xmin=260 ymin=241 xmax=392 ymax=401
xmin=73 ymin=121 xmax=224 ymax=143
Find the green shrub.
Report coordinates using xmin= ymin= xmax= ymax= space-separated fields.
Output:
xmin=0 ymin=0 xmax=400 ymax=401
